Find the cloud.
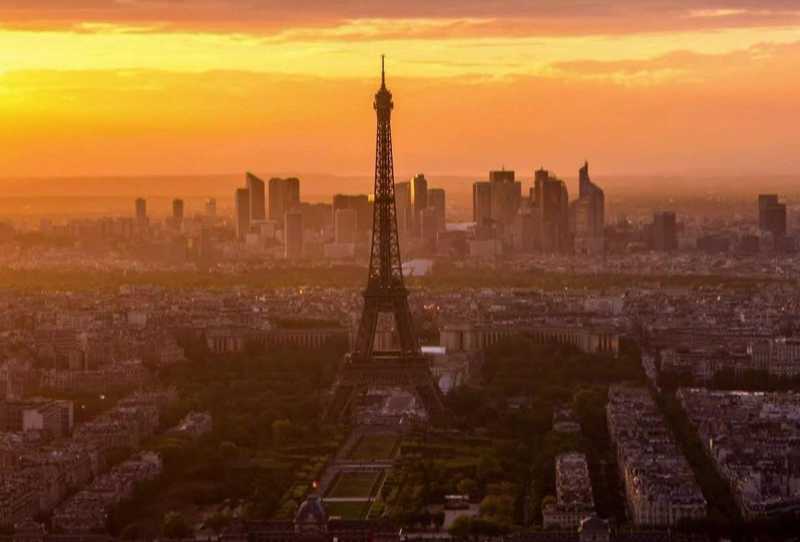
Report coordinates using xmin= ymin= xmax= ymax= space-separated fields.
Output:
xmin=2 ymin=0 xmax=800 ymax=36
xmin=549 ymin=40 xmax=800 ymax=85
xmin=2 ymin=65 xmax=800 ymax=178
xmin=2 ymin=12 xmax=799 ymax=83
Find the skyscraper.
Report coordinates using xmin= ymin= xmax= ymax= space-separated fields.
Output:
xmin=334 ymin=208 xmax=357 ymax=244
xmin=427 ymin=188 xmax=446 ymax=232
xmin=134 ymin=198 xmax=147 ymax=227
xmin=420 ymin=207 xmax=440 ymax=247
xmin=513 ymin=209 xmax=539 ymax=252
xmin=205 ymin=197 xmax=217 ymax=219
xmin=411 ymin=173 xmax=428 ymax=235
xmin=299 ymin=202 xmax=333 ymax=234
xmin=489 ymin=169 xmax=521 ymax=227
xmin=332 ymin=194 xmax=371 ymax=233
xmin=653 ymin=211 xmax=678 ymax=251
xmin=172 ymin=199 xmax=184 ymax=227
xmin=571 ymin=161 xmax=605 ymax=254
xmin=535 ymin=169 xmax=570 ymax=252
xmin=395 ymin=182 xmax=412 ymax=235
xmin=269 ymin=177 xmax=301 ymax=223
xmin=489 ymin=169 xmax=515 ymax=183
xmin=758 ymin=195 xmax=779 ymax=230
xmin=472 ymin=182 xmax=492 ymax=226
xmin=579 ymin=162 xmax=604 ymax=236
xmin=235 ymin=188 xmax=250 ymax=240
xmin=268 ymin=178 xmax=283 ymax=222
xmin=246 ymin=172 xmax=266 ymax=222
xmin=758 ymin=194 xmax=786 ymax=239
xmin=286 ymin=178 xmax=300 ymax=211
xmin=533 ymin=167 xmax=549 ymax=207
xmin=284 ymin=210 xmax=303 ymax=259
xmin=765 ymin=205 xmax=787 ymax=239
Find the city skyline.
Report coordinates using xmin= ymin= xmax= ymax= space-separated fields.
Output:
xmin=2 ymin=2 xmax=800 ymax=178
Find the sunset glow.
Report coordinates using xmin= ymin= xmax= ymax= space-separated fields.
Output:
xmin=2 ymin=1 xmax=800 ymax=177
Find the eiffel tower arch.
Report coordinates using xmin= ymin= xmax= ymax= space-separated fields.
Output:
xmin=326 ymin=58 xmax=447 ymax=426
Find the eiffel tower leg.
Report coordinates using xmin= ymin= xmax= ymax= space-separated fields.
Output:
xmin=354 ymin=299 xmax=380 ymax=359
xmin=393 ymin=296 xmax=419 ymax=356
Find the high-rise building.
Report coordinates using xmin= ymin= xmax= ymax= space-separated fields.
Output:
xmin=334 ymin=208 xmax=358 ymax=244
xmin=533 ymin=168 xmax=549 ymax=207
xmin=172 ymin=199 xmax=184 ymax=227
xmin=427 ymin=188 xmax=446 ymax=232
xmin=286 ymin=178 xmax=300 ymax=211
xmin=205 ymin=198 xmax=217 ymax=218
xmin=489 ymin=169 xmax=515 ymax=183
xmin=420 ymin=208 xmax=440 ymax=247
xmin=472 ymin=182 xmax=492 ymax=226
xmin=571 ymin=162 xmax=605 ymax=254
xmin=235 ymin=188 xmax=250 ymax=240
xmin=513 ymin=209 xmax=539 ymax=253
xmin=578 ymin=161 xmax=604 ymax=236
xmin=489 ymin=169 xmax=521 ymax=227
xmin=653 ymin=211 xmax=678 ymax=251
xmin=764 ymin=205 xmax=787 ymax=239
xmin=411 ymin=173 xmax=428 ymax=235
xmin=758 ymin=194 xmax=786 ymax=239
xmin=395 ymin=182 xmax=412 ymax=235
xmin=134 ymin=198 xmax=147 ymax=227
xmin=269 ymin=180 xmax=283 ymax=221
xmin=535 ymin=169 xmax=570 ymax=252
xmin=332 ymin=194 xmax=371 ymax=233
xmin=246 ymin=172 xmax=266 ymax=222
xmin=299 ymin=202 xmax=333 ymax=234
xmin=758 ymin=195 xmax=779 ymax=230
xmin=269 ymin=177 xmax=300 ymax=223
xmin=284 ymin=210 xmax=303 ymax=259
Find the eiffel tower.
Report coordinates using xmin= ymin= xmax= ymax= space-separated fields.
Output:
xmin=326 ymin=58 xmax=447 ymax=425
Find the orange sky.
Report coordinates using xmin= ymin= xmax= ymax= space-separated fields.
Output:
xmin=1 ymin=1 xmax=800 ymax=178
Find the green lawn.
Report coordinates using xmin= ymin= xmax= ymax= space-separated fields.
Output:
xmin=347 ymin=434 xmax=400 ymax=461
xmin=323 ymin=500 xmax=370 ymax=520
xmin=326 ymin=471 xmax=382 ymax=498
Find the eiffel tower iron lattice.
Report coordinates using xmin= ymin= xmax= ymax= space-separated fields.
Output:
xmin=326 ymin=58 xmax=447 ymax=425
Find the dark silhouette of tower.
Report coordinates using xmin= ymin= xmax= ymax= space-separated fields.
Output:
xmin=326 ymin=58 xmax=447 ymax=425
xmin=353 ymin=60 xmax=418 ymax=361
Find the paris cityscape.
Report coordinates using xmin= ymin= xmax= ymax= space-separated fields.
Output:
xmin=2 ymin=2 xmax=800 ymax=542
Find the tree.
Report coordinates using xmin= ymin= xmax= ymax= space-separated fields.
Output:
xmin=204 ymin=512 xmax=232 ymax=535
xmin=470 ymin=517 xmax=509 ymax=537
xmin=432 ymin=511 xmax=445 ymax=531
xmin=479 ymin=494 xmax=514 ymax=523
xmin=219 ymin=441 xmax=239 ymax=460
xmin=120 ymin=521 xmax=158 ymax=540
xmin=457 ymin=478 xmax=478 ymax=498
xmin=448 ymin=516 xmax=472 ymax=539
xmin=162 ymin=511 xmax=192 ymax=539
xmin=272 ymin=418 xmax=293 ymax=446
xmin=477 ymin=454 xmax=502 ymax=483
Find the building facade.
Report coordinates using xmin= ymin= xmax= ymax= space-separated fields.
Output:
xmin=247 ymin=173 xmax=267 ymax=222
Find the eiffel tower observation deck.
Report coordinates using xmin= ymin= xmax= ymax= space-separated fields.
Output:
xmin=326 ymin=58 xmax=447 ymax=426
